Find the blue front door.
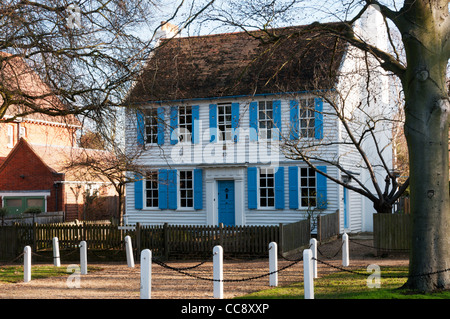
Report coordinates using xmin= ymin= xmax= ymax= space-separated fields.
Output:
xmin=218 ymin=180 xmax=235 ymax=226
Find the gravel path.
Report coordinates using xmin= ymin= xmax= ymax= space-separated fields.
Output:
xmin=0 ymin=237 xmax=409 ymax=299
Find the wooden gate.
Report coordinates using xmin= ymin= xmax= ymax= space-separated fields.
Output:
xmin=0 ymin=226 xmax=20 ymax=261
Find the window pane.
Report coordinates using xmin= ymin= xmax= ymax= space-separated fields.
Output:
xmin=27 ymin=198 xmax=43 ymax=208
xmin=145 ymin=171 xmax=158 ymax=208
xmin=179 ymin=170 xmax=194 ymax=208
xmin=259 ymin=168 xmax=275 ymax=208
xmin=179 ymin=106 xmax=192 ymax=143
xmin=298 ymin=98 xmax=316 ymax=138
xmin=260 ymin=178 xmax=266 ymax=187
xmin=300 ymin=166 xmax=317 ymax=208
xmin=6 ymin=198 xmax=21 ymax=207
xmin=145 ymin=108 xmax=158 ymax=144
xmin=260 ymin=197 xmax=266 ymax=207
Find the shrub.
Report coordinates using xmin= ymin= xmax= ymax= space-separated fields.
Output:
xmin=24 ymin=207 xmax=42 ymax=215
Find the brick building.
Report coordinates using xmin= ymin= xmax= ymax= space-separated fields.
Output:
xmin=0 ymin=138 xmax=117 ymax=221
xmin=0 ymin=53 xmax=117 ymax=222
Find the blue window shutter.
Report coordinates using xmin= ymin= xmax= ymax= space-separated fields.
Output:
xmin=134 ymin=173 xmax=143 ymax=210
xmin=288 ymin=166 xmax=299 ymax=209
xmin=192 ymin=105 xmax=200 ymax=144
xmin=249 ymin=101 xmax=258 ymax=142
xmin=273 ymin=100 xmax=281 ymax=141
xmin=168 ymin=169 xmax=177 ymax=209
xmin=247 ymin=167 xmax=258 ymax=209
xmin=158 ymin=169 xmax=168 ymax=209
xmin=170 ymin=106 xmax=178 ymax=145
xmin=194 ymin=169 xmax=203 ymax=210
xmin=137 ymin=110 xmax=145 ymax=146
xmin=275 ymin=167 xmax=285 ymax=209
xmin=157 ymin=107 xmax=165 ymax=145
xmin=209 ymin=104 xmax=217 ymax=142
xmin=289 ymin=100 xmax=299 ymax=140
xmin=314 ymin=98 xmax=324 ymax=140
xmin=316 ymin=166 xmax=327 ymax=209
xmin=231 ymin=102 xmax=239 ymax=143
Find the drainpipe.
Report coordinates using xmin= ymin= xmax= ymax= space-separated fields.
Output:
xmin=54 ymin=183 xmax=59 ymax=211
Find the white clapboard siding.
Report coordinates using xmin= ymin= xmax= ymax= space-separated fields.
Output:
xmin=126 ymin=97 xmax=340 ymax=168
xmin=124 ymin=95 xmax=367 ymax=232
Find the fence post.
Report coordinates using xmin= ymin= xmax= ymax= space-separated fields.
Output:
xmin=317 ymin=215 xmax=322 ymax=242
xmin=164 ymin=222 xmax=169 ymax=260
xmin=80 ymin=241 xmax=88 ymax=275
xmin=213 ymin=245 xmax=223 ymax=299
xmin=342 ymin=233 xmax=349 ymax=267
xmin=125 ymin=235 xmax=134 ymax=268
xmin=309 ymin=238 xmax=317 ymax=278
xmin=303 ymin=248 xmax=314 ymax=299
xmin=53 ymin=237 xmax=61 ymax=267
xmin=269 ymin=242 xmax=278 ymax=286
xmin=140 ymin=249 xmax=152 ymax=299
xmin=278 ymin=223 xmax=284 ymax=255
xmin=219 ymin=223 xmax=224 ymax=247
xmin=24 ymin=246 xmax=31 ymax=283
xmin=136 ymin=223 xmax=141 ymax=259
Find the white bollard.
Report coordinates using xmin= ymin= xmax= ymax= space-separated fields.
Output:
xmin=269 ymin=242 xmax=278 ymax=286
xmin=213 ymin=245 xmax=223 ymax=299
xmin=24 ymin=246 xmax=31 ymax=283
xmin=310 ymin=238 xmax=318 ymax=278
xmin=140 ymin=249 xmax=152 ymax=299
xmin=53 ymin=237 xmax=61 ymax=267
xmin=125 ymin=235 xmax=135 ymax=268
xmin=303 ymin=249 xmax=314 ymax=299
xmin=342 ymin=233 xmax=349 ymax=267
xmin=80 ymin=241 xmax=88 ymax=275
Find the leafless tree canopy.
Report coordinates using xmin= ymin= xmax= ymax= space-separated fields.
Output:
xmin=0 ymin=0 xmax=161 ymax=122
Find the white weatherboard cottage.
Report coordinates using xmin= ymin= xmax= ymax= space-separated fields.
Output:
xmin=123 ymin=8 xmax=392 ymax=233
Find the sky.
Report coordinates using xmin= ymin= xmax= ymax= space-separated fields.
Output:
xmin=139 ymin=0 xmax=359 ymax=40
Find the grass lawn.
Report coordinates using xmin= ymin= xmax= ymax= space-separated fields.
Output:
xmin=238 ymin=266 xmax=450 ymax=299
xmin=0 ymin=265 xmax=103 ymax=283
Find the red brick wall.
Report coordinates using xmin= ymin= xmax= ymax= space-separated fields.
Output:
xmin=0 ymin=140 xmax=64 ymax=212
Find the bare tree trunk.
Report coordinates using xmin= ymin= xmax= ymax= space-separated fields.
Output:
xmin=400 ymin=0 xmax=450 ymax=291
xmin=404 ymin=77 xmax=450 ymax=292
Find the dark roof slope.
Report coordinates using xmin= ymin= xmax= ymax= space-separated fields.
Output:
xmin=127 ymin=22 xmax=348 ymax=103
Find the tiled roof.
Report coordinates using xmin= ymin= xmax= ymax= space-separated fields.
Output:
xmin=0 ymin=52 xmax=80 ymax=126
xmin=127 ymin=22 xmax=348 ymax=103
xmin=28 ymin=142 xmax=113 ymax=182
